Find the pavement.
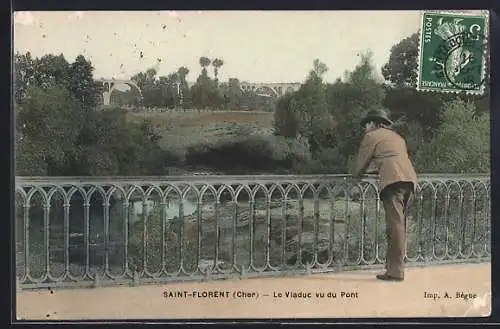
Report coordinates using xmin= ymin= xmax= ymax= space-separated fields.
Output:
xmin=16 ymin=262 xmax=491 ymax=320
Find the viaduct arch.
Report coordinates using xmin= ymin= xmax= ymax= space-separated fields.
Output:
xmin=239 ymin=82 xmax=301 ymax=98
xmin=96 ymin=79 xmax=143 ymax=106
xmin=96 ymin=79 xmax=302 ymax=106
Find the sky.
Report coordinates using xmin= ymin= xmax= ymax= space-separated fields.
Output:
xmin=14 ymin=11 xmax=426 ymax=84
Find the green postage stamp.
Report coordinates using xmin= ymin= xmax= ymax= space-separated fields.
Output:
xmin=417 ymin=11 xmax=489 ymax=94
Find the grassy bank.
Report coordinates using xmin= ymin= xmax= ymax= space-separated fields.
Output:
xmin=126 ymin=111 xmax=276 ymax=166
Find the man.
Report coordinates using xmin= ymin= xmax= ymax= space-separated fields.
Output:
xmin=353 ymin=108 xmax=418 ymax=281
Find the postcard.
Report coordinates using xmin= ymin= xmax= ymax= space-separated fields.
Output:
xmin=14 ymin=10 xmax=491 ymax=320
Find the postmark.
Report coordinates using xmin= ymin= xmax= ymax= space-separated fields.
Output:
xmin=417 ymin=11 xmax=489 ymax=94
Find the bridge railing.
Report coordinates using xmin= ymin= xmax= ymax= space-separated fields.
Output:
xmin=15 ymin=174 xmax=490 ymax=289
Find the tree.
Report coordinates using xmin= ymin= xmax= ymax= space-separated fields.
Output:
xmin=191 ymin=60 xmax=224 ymax=109
xmin=381 ymin=33 xmax=419 ymax=88
xmin=14 ymin=51 xmax=173 ymax=177
xmin=157 ymin=74 xmax=178 ymax=108
xmin=211 ymin=58 xmax=224 ymax=81
xmin=16 ymin=86 xmax=84 ymax=175
xmin=14 ymin=52 xmax=36 ymax=103
xmin=415 ymin=99 xmax=490 ymax=173
xmin=33 ymin=53 xmax=71 ymax=89
xmin=177 ymin=66 xmax=190 ymax=81
xmin=14 ymin=52 xmax=101 ymax=110
xmin=14 ymin=52 xmax=70 ymax=103
xmin=327 ymin=51 xmax=386 ymax=171
xmin=381 ymin=32 xmax=443 ymax=141
xmin=274 ymin=59 xmax=334 ymax=156
xmin=177 ymin=66 xmax=191 ymax=107
xmin=296 ymin=59 xmax=332 ymax=154
xmin=223 ymin=78 xmax=244 ymax=110
xmin=379 ymin=32 xmax=490 ymax=141
xmin=274 ymin=92 xmax=300 ymax=138
xmin=132 ymin=68 xmax=159 ymax=107
xmin=381 ymin=33 xmax=451 ymax=140
xmin=382 ymin=86 xmax=452 ymax=138
xmin=66 ymin=55 xmax=100 ymax=110
xmin=311 ymin=58 xmax=328 ymax=79
xmin=199 ymin=57 xmax=211 ymax=76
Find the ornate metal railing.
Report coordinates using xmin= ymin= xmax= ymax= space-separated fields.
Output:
xmin=15 ymin=174 xmax=490 ymax=289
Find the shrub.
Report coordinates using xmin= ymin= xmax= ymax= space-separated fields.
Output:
xmin=186 ymin=135 xmax=311 ymax=173
xmin=414 ymin=99 xmax=490 ymax=173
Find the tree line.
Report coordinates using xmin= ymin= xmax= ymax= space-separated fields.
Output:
xmin=273 ymin=33 xmax=490 ymax=174
xmin=14 ymin=31 xmax=490 ymax=176
xmin=114 ymin=56 xmax=275 ymax=112
xmin=15 ymin=53 xmax=170 ymax=176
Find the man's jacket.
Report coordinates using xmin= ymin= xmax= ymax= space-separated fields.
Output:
xmin=353 ymin=127 xmax=418 ymax=193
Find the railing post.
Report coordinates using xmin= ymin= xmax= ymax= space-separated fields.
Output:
xmin=93 ymin=273 xmax=100 ymax=287
xmin=249 ymin=197 xmax=255 ymax=268
xmin=63 ymin=201 xmax=70 ymax=276
xmin=265 ymin=197 xmax=271 ymax=268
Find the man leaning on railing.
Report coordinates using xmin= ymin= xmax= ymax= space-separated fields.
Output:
xmin=352 ymin=108 xmax=418 ymax=282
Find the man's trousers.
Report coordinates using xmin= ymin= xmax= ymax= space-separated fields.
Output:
xmin=380 ymin=181 xmax=414 ymax=278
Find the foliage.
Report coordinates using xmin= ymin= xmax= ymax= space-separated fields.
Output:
xmin=273 ymin=93 xmax=299 ymax=138
xmin=76 ymin=108 xmax=177 ymax=175
xmin=122 ymin=56 xmax=275 ymax=111
xmin=66 ymin=55 xmax=101 ymax=110
xmin=16 ymin=86 xmax=84 ymax=175
xmin=221 ymin=78 xmax=244 ymax=110
xmin=381 ymin=31 xmax=490 ymax=130
xmin=128 ymin=66 xmax=193 ymax=109
xmin=381 ymin=33 xmax=419 ymax=88
xmin=327 ymin=51 xmax=386 ymax=171
xmin=389 ymin=120 xmax=427 ymax=169
xmin=414 ymin=99 xmax=490 ymax=173
xmin=14 ymin=52 xmax=100 ymax=109
xmin=382 ymin=86 xmax=451 ymax=138
xmin=190 ymin=71 xmax=224 ymax=110
xmin=212 ymin=58 xmax=224 ymax=81
xmin=273 ymin=59 xmax=337 ymax=161
xmin=15 ymin=52 xmax=174 ymax=177
xmin=185 ymin=134 xmax=311 ymax=174
xmin=15 ymin=31 xmax=491 ymax=177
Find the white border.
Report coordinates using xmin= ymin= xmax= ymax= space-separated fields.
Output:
xmin=415 ymin=10 xmax=490 ymax=95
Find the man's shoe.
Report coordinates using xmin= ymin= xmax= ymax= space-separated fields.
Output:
xmin=376 ymin=273 xmax=404 ymax=281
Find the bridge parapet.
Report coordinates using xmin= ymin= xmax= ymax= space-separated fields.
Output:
xmin=15 ymin=174 xmax=490 ymax=289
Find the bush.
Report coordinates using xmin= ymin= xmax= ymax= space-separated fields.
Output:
xmin=16 ymin=94 xmax=174 ymax=176
xmin=186 ymin=135 xmax=311 ymax=173
xmin=15 ymin=86 xmax=83 ymax=175
xmin=414 ymin=99 xmax=490 ymax=173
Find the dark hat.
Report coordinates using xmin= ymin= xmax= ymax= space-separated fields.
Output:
xmin=360 ymin=108 xmax=393 ymax=127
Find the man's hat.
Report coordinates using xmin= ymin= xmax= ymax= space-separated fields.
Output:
xmin=360 ymin=108 xmax=393 ymax=127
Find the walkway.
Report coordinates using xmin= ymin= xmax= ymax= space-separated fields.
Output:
xmin=16 ymin=263 xmax=491 ymax=320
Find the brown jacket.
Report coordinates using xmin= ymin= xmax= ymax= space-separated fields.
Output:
xmin=353 ymin=127 xmax=418 ymax=193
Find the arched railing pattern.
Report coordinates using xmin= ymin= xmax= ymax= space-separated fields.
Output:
xmin=15 ymin=174 xmax=490 ymax=289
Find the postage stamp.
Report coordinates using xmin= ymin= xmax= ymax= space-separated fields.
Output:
xmin=416 ymin=11 xmax=489 ymax=94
